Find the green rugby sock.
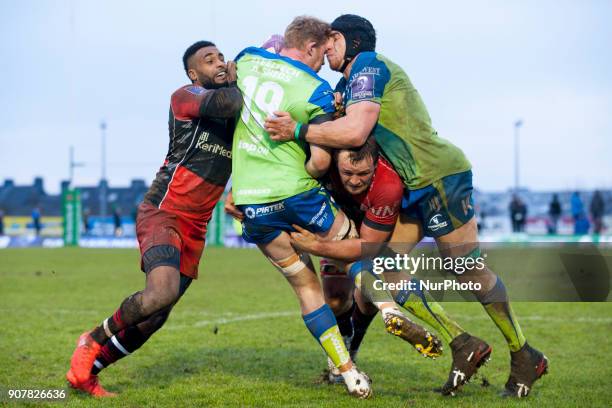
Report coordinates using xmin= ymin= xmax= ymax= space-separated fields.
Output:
xmin=395 ymin=279 xmax=464 ymax=344
xmin=479 ymin=278 xmax=526 ymax=352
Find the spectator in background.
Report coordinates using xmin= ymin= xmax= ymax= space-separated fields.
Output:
xmin=509 ymin=195 xmax=527 ymax=233
xmin=113 ymin=206 xmax=122 ymax=237
xmin=571 ymin=191 xmax=587 ymax=234
xmin=518 ymin=198 xmax=527 ymax=232
xmin=32 ymin=207 xmax=42 ymax=236
xmin=590 ymin=190 xmax=605 ymax=234
xmin=0 ymin=208 xmax=5 ymax=235
xmin=83 ymin=208 xmax=92 ymax=235
xmin=570 ymin=191 xmax=584 ymax=221
xmin=548 ymin=194 xmax=562 ymax=234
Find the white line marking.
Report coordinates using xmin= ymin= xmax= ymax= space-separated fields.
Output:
xmin=166 ymin=311 xmax=299 ymax=331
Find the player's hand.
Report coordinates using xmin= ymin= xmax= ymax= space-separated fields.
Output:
xmin=289 ymin=224 xmax=321 ymax=253
xmin=333 ymin=92 xmax=346 ymax=119
xmin=226 ymin=61 xmax=237 ymax=84
xmin=265 ymin=111 xmax=296 ymax=142
xmin=224 ymin=190 xmax=243 ymax=221
xmin=334 ymin=92 xmax=343 ymax=108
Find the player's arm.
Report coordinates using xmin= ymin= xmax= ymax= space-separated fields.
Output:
xmin=291 ymin=222 xmax=391 ymax=262
xmin=266 ymin=54 xmax=388 ymax=148
xmin=302 ymin=83 xmax=337 ymax=176
xmin=305 ymin=143 xmax=332 ymax=178
xmin=268 ymin=102 xmax=379 ymax=148
xmin=171 ymin=74 xmax=242 ymax=120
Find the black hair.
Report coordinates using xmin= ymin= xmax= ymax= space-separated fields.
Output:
xmin=336 ymin=135 xmax=379 ymax=165
xmin=182 ymin=41 xmax=216 ymax=76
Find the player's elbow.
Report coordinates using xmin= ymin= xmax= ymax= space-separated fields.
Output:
xmin=202 ymin=88 xmax=243 ymax=118
xmin=344 ymin=125 xmax=372 ymax=148
xmin=306 ymin=156 xmax=330 ymax=178
xmin=225 ymin=89 xmax=243 ymax=116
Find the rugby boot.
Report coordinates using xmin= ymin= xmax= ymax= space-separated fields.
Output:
xmin=383 ymin=308 xmax=443 ymax=358
xmin=67 ymin=369 xmax=116 ymax=397
xmin=69 ymin=331 xmax=102 ymax=383
xmin=341 ymin=366 xmax=372 ymax=399
xmin=436 ymin=332 xmax=492 ymax=396
xmin=502 ymin=343 xmax=548 ymax=398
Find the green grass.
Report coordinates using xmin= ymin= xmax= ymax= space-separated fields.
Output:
xmin=0 ymin=248 xmax=611 ymax=407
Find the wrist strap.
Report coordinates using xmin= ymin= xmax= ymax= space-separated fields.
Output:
xmin=298 ymin=123 xmax=309 ymax=142
xmin=294 ymin=122 xmax=302 ymax=141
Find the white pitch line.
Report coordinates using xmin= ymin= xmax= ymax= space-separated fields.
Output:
xmin=164 ymin=310 xmax=612 ymax=331
xmin=166 ymin=311 xmax=299 ymax=331
xmin=1 ymin=308 xmax=609 ymax=326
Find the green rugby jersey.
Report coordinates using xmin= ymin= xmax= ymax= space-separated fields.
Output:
xmin=232 ymin=47 xmax=335 ymax=205
xmin=336 ymin=52 xmax=471 ymax=190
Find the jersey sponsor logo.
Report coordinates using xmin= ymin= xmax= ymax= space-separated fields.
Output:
xmin=350 ymin=73 xmax=374 ymax=100
xmin=429 ymin=196 xmax=442 ymax=213
xmin=185 ymin=85 xmax=205 ymax=95
xmin=249 ymin=57 xmax=301 ymax=82
xmin=237 ymin=140 xmax=270 ymax=155
xmin=244 ymin=207 xmax=256 ymax=219
xmin=369 ymin=205 xmax=397 ymax=218
xmin=237 ymin=188 xmax=271 ymax=197
xmin=428 ymin=213 xmax=448 ymax=232
xmin=244 ymin=202 xmax=286 ymax=219
xmin=309 ymin=201 xmax=329 ymax=227
xmin=195 ymin=132 xmax=232 ymax=158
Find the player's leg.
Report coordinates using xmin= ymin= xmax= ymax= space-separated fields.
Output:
xmin=349 ymin=288 xmax=378 ymax=361
xmin=68 ymin=205 xmax=185 ymax=384
xmin=257 ymin=232 xmax=371 ymax=398
xmin=320 ymin=259 xmax=356 ymax=383
xmin=437 ymin=218 xmax=547 ymax=397
xmin=68 ymin=261 xmax=181 ymax=384
xmin=431 ymin=171 xmax=547 ymax=397
xmin=384 ymin=218 xmax=466 ymax=345
xmin=91 ymin=275 xmax=193 ymax=377
xmin=321 ymin=259 xmax=355 ymax=340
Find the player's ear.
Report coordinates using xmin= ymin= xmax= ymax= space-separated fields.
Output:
xmin=306 ymin=41 xmax=317 ymax=56
xmin=187 ymin=69 xmax=198 ymax=83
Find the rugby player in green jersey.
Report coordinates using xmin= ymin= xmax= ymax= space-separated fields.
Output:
xmin=265 ymin=14 xmax=548 ymax=399
xmin=231 ymin=16 xmax=435 ymax=399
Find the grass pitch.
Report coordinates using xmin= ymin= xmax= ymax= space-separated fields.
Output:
xmin=1 ymin=248 xmax=611 ymax=407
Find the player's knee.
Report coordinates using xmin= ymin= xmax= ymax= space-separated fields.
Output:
xmin=325 ymin=294 xmax=352 ymax=315
xmin=332 ymin=216 xmax=358 ymax=241
xmin=269 ymin=252 xmax=310 ymax=277
xmin=142 ymin=278 xmax=180 ymax=314
xmin=138 ymin=308 xmax=172 ymax=336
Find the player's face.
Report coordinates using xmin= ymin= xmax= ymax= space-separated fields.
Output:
xmin=326 ymin=31 xmax=346 ymax=72
xmin=337 ymin=152 xmax=376 ymax=195
xmin=188 ymin=46 xmax=227 ymax=88
xmin=306 ymin=42 xmax=327 ymax=72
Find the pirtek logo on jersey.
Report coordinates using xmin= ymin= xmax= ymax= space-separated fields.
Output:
xmin=245 ymin=202 xmax=285 ymax=219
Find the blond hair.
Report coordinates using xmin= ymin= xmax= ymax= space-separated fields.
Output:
xmin=284 ymin=16 xmax=331 ymax=50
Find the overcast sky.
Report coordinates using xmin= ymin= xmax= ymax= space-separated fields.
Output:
xmin=1 ymin=0 xmax=610 ymax=194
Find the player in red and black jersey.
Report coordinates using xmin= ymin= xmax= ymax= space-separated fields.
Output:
xmin=66 ymin=41 xmax=242 ymax=397
xmin=292 ymin=137 xmax=491 ymax=393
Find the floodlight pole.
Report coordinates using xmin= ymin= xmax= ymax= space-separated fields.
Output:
xmin=514 ymin=120 xmax=522 ymax=193
xmin=68 ymin=146 xmax=85 ymax=187
xmin=100 ymin=121 xmax=108 ymax=217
